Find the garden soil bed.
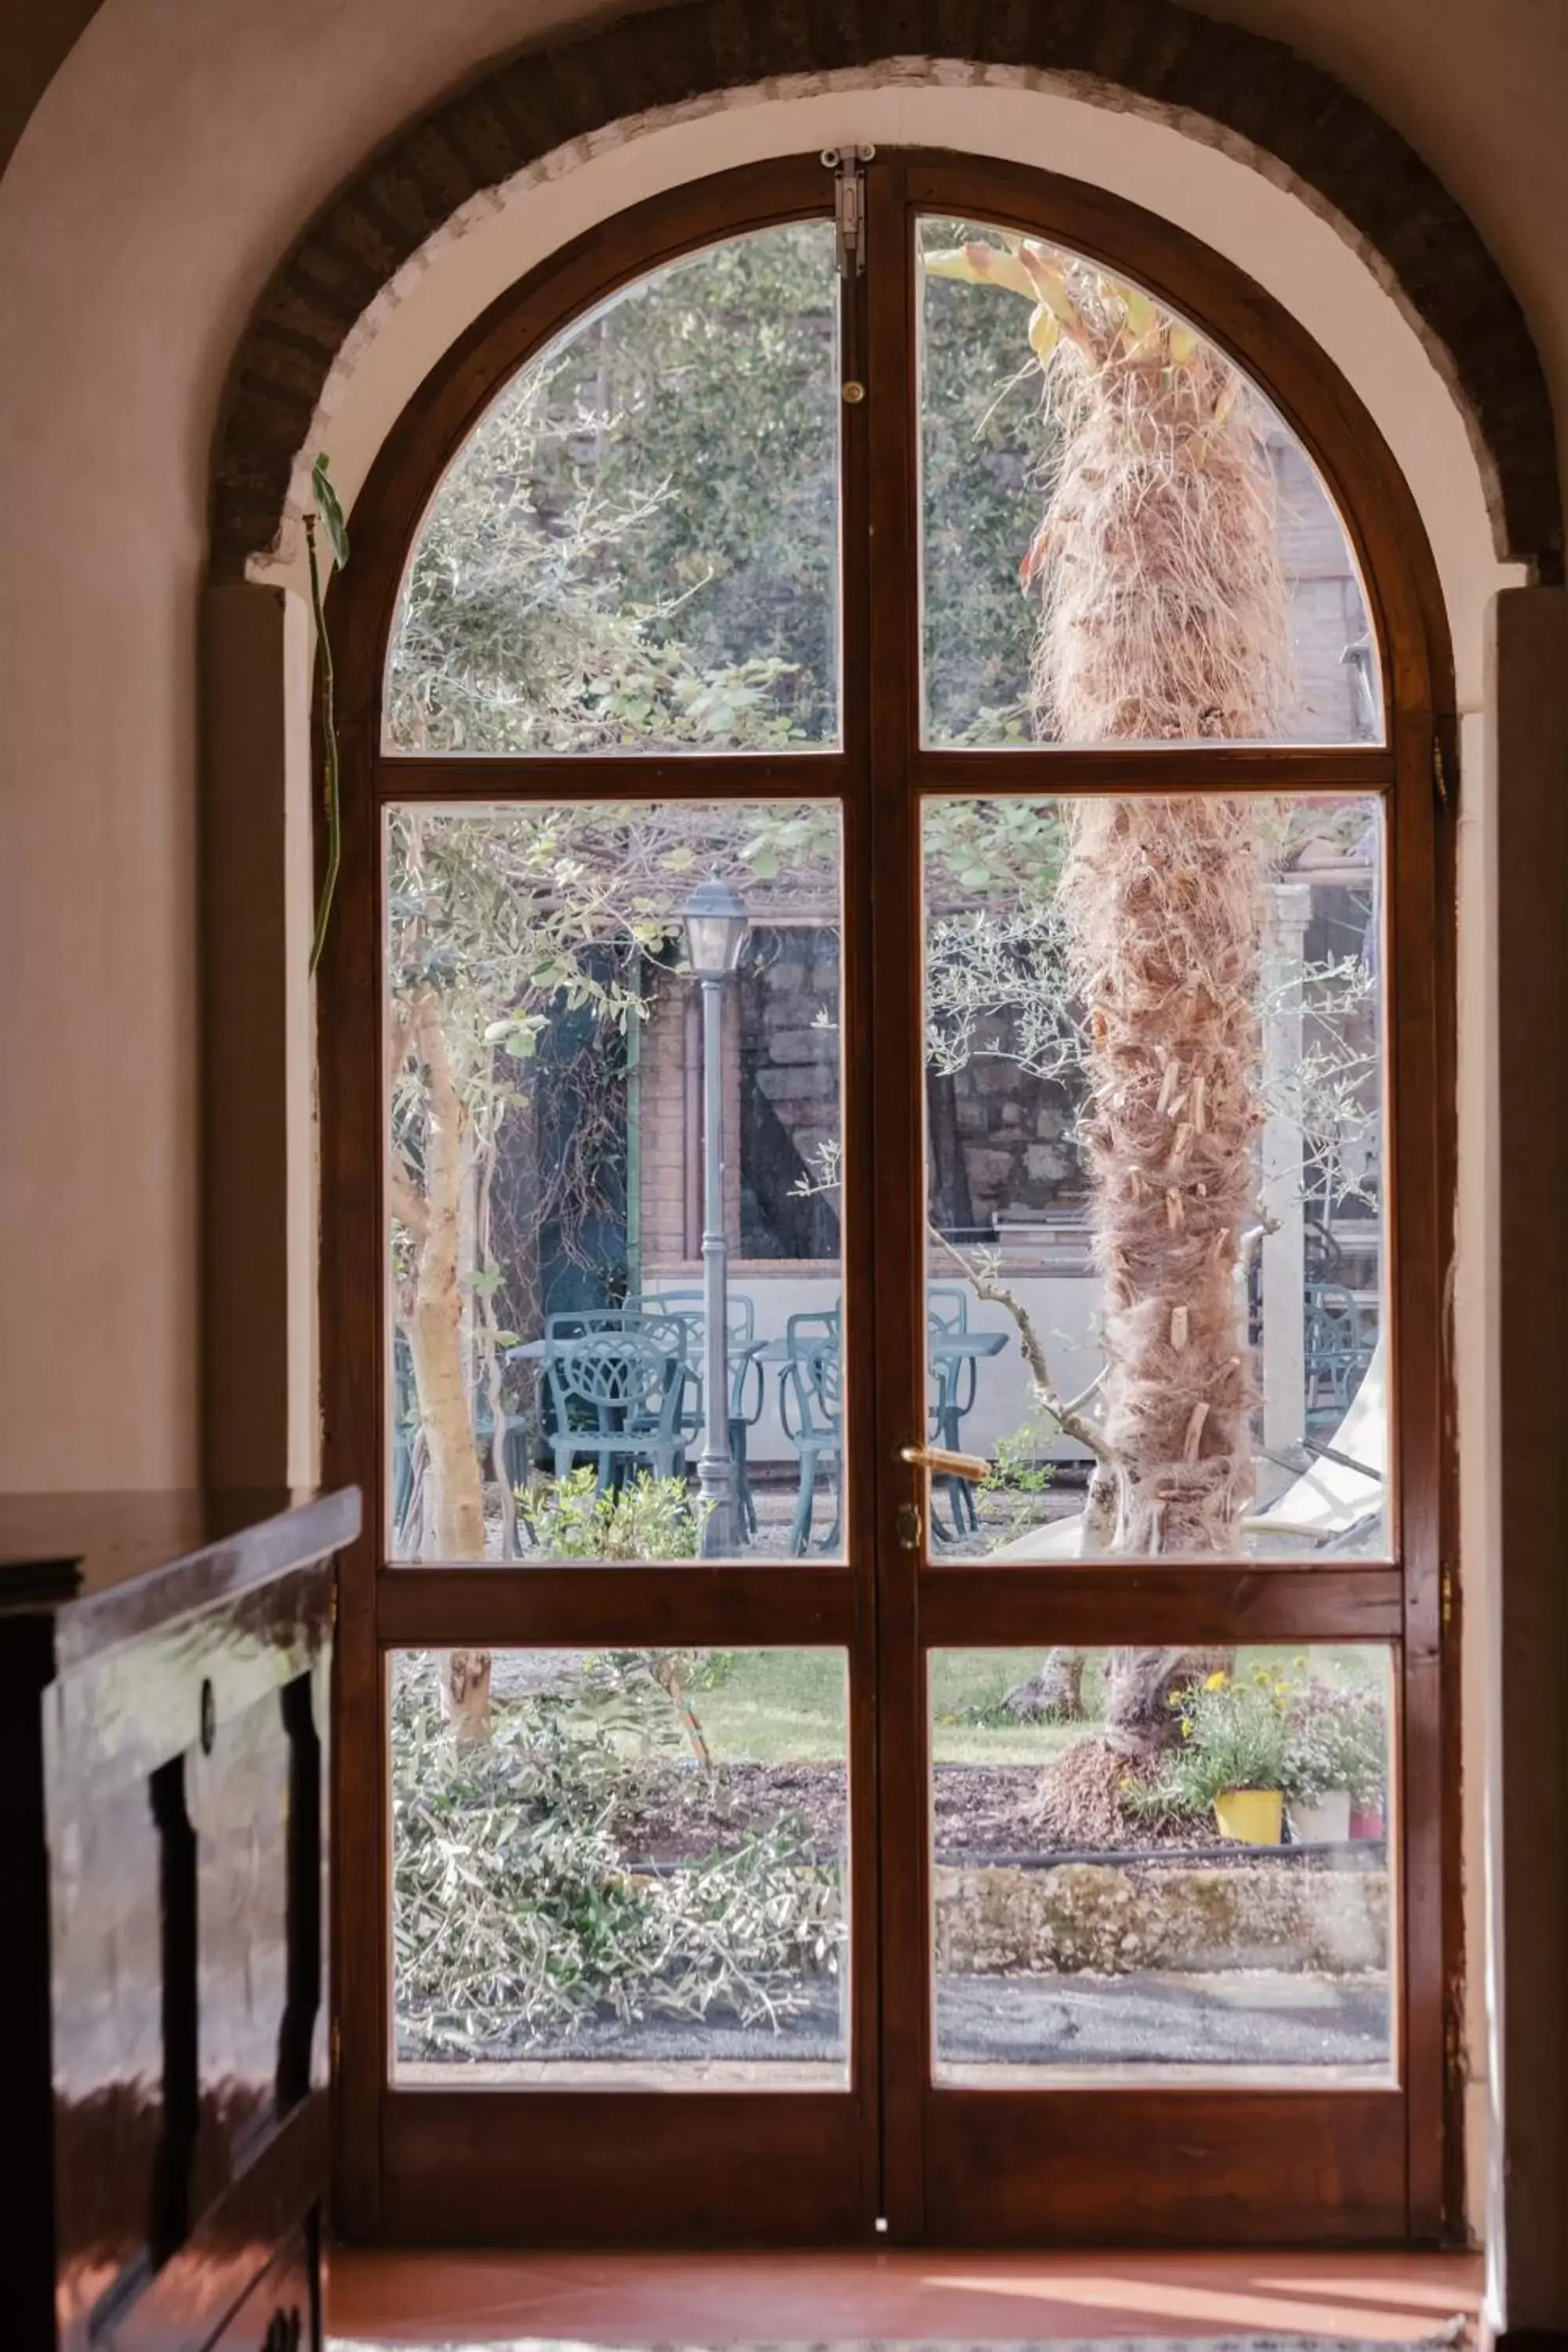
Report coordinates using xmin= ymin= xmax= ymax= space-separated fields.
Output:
xmin=613 ymin=1759 xmax=1351 ymax=1866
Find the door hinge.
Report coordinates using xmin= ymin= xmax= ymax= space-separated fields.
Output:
xmin=1440 ymin=1566 xmax=1454 ymax=1628
xmin=1432 ymin=730 xmax=1450 ymax=811
xmin=823 ymin=144 xmax=874 ymax=278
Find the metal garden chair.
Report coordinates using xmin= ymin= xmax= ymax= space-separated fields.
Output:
xmin=927 ymin=1285 xmax=982 ymax=1534
xmin=1304 ymin=1281 xmax=1375 ymax=1418
xmin=779 ymin=1319 xmax=843 ymax=1555
xmin=641 ymin=1290 xmax=763 ymax=1534
xmin=543 ymin=1327 xmax=691 ymax=1491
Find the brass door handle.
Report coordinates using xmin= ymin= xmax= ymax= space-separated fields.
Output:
xmin=899 ymin=1442 xmax=990 ymax=1481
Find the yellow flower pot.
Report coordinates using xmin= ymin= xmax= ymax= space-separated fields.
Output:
xmin=1214 ymin=1788 xmax=1284 ymax=1845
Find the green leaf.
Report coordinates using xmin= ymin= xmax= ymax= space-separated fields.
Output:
xmin=311 ymin=453 xmax=350 ymax=571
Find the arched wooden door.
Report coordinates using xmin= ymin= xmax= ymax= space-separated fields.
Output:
xmin=321 ymin=150 xmax=1456 ymax=2247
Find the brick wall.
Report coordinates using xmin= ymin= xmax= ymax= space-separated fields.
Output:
xmin=1274 ymin=431 xmax=1377 ymax=742
xmin=212 ymin=12 xmax=1559 ymax=579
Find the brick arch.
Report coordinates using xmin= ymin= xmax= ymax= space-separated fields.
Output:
xmin=211 ymin=0 xmax=1562 ymax=579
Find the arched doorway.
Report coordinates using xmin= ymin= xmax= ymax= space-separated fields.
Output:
xmin=321 ymin=150 xmax=1453 ymax=2246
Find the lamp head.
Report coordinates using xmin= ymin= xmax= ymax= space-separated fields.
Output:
xmin=681 ymin=874 xmax=750 ymax=979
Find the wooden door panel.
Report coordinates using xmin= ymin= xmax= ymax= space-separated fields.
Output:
xmin=924 ymin=2090 xmax=1407 ymax=2245
xmin=380 ymin=2092 xmax=874 ymax=2245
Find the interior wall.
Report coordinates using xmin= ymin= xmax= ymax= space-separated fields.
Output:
xmin=2 ymin=0 xmax=1563 ymax=1494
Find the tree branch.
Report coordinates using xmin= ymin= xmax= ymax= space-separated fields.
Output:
xmin=389 ymin=1156 xmax=430 ymax=1241
xmin=930 ymin=1223 xmax=1110 ymax=1463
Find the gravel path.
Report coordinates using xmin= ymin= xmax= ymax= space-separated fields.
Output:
xmin=397 ymin=1969 xmax=1388 ymax=2072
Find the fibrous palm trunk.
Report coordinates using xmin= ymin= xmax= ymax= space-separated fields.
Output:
xmin=1029 ymin=288 xmax=1291 ymax=1748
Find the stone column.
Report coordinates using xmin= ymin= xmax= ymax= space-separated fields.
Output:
xmin=1260 ymin=880 xmax=1312 ymax=1459
xmin=1489 ymin=583 xmax=1568 ymax=2343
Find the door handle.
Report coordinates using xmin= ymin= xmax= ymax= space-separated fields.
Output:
xmin=899 ymin=1442 xmax=990 ymax=1481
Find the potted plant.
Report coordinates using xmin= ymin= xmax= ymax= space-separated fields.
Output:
xmin=1283 ymin=1682 xmax=1387 ymax=1845
xmin=1150 ymin=1668 xmax=1290 ymax=1846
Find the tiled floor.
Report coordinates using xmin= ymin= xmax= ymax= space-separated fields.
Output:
xmin=326 ymin=2245 xmax=1483 ymax=2346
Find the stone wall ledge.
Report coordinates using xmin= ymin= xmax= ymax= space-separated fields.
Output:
xmin=934 ymin=1856 xmax=1389 ymax=1976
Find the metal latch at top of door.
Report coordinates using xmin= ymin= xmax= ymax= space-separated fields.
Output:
xmin=823 ymin=144 xmax=873 ymax=401
xmin=823 ymin=144 xmax=874 ymax=275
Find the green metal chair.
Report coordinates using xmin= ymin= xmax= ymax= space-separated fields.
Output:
xmin=544 ymin=1327 xmax=691 ymax=1491
xmin=779 ymin=1313 xmax=843 ymax=1555
xmin=1304 ymin=1282 xmax=1375 ymax=1421
xmin=927 ymin=1285 xmax=981 ymax=1534
xmin=643 ymin=1290 xmax=762 ymax=1534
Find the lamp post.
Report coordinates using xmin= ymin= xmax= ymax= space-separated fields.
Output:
xmin=681 ymin=876 xmax=750 ymax=1556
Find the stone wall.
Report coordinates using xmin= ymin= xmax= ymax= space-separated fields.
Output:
xmin=943 ymin=1043 xmax=1081 ymax=1227
xmin=934 ymin=1857 xmax=1389 ymax=1976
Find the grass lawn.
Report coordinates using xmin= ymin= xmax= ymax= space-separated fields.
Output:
xmin=684 ymin=1642 xmax=1386 ymax=1766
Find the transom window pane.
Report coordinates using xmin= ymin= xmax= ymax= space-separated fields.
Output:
xmin=386 ymin=223 xmax=841 ymax=753
xmin=920 ymin=795 xmax=1388 ymax=1561
xmin=918 ymin=217 xmax=1383 ymax=749
xmin=385 ymin=801 xmax=846 ymax=1563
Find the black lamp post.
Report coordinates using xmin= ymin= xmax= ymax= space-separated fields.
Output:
xmin=681 ymin=876 xmax=750 ymax=1555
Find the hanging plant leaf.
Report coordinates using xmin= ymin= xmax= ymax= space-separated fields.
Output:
xmin=311 ymin=452 xmax=350 ymax=571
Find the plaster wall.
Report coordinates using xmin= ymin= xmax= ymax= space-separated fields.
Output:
xmin=1 ymin=0 xmax=1559 ymax=1493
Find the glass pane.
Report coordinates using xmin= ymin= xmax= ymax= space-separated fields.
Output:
xmin=930 ymin=1646 xmax=1395 ymax=2085
xmin=386 ymin=224 xmax=840 ymax=753
xmin=918 ymin=219 xmax=1383 ymax=748
xmin=390 ymin=1647 xmax=850 ymax=2085
xmin=386 ymin=800 xmax=846 ymax=1563
xmin=921 ymin=795 xmax=1388 ymax=1561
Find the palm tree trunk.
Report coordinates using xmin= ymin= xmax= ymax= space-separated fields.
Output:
xmin=1035 ymin=325 xmax=1290 ymax=1744
xmin=1062 ymin=794 xmax=1263 ymax=1555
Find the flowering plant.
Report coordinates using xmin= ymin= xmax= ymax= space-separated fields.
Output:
xmin=1142 ymin=1665 xmax=1291 ymax=1813
xmin=1282 ymin=1680 xmax=1386 ymax=1806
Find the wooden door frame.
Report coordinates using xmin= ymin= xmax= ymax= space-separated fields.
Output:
xmin=319 ymin=148 xmax=1458 ymax=2247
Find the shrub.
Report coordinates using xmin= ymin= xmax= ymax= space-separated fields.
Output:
xmin=390 ymin=1661 xmax=844 ymax=2063
xmin=517 ymin=1466 xmax=705 ymax=1560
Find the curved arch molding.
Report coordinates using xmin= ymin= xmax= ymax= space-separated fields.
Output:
xmin=210 ymin=0 xmax=1562 ymax=579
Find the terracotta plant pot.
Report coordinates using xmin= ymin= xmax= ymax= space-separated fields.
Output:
xmin=1213 ymin=1788 xmax=1284 ymax=1845
xmin=1287 ymin=1789 xmax=1353 ymax=1843
xmin=1349 ymin=1803 xmax=1386 ymax=1840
